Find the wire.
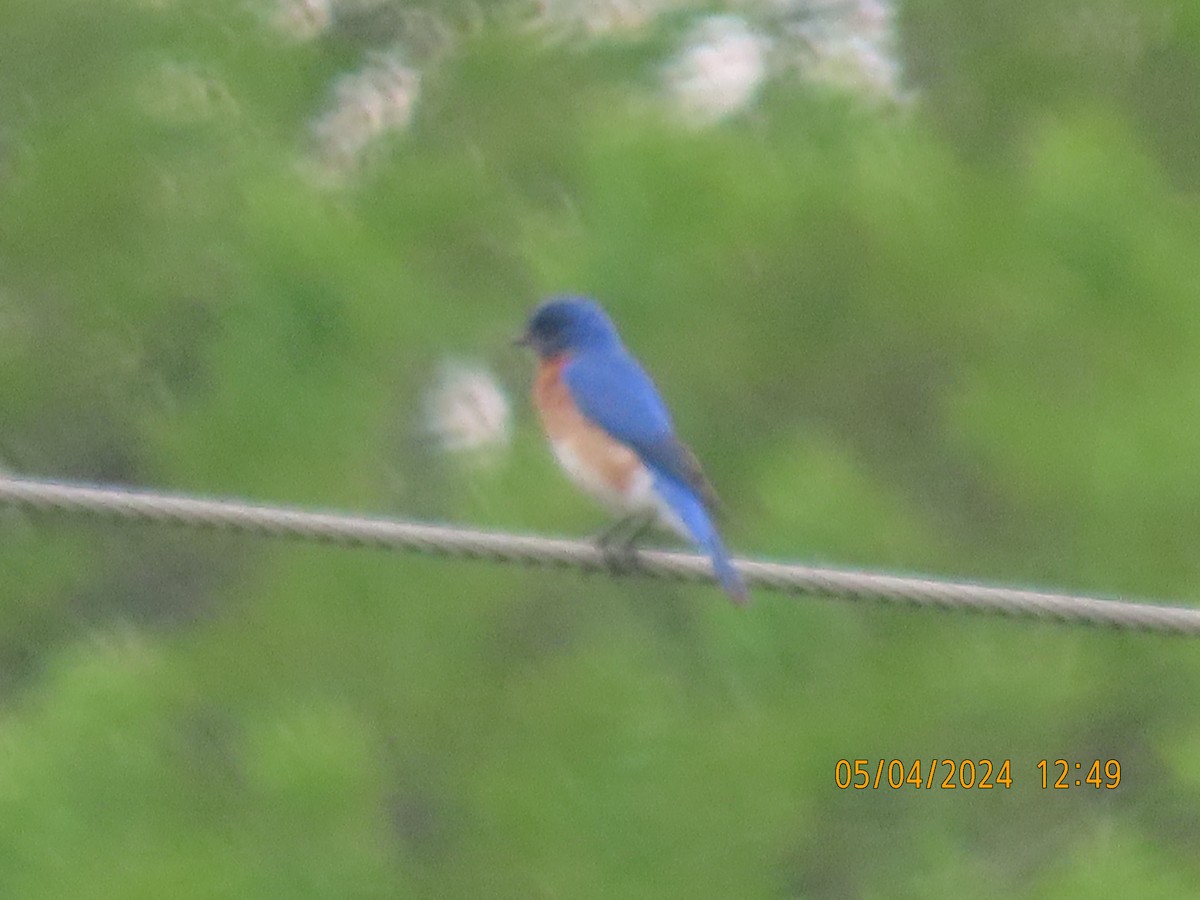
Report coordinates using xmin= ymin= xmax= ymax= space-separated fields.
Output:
xmin=0 ymin=474 xmax=1197 ymax=634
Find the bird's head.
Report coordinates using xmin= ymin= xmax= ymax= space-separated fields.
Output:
xmin=515 ymin=296 xmax=622 ymax=359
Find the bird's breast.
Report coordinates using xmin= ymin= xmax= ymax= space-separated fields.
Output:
xmin=533 ymin=355 xmax=643 ymax=506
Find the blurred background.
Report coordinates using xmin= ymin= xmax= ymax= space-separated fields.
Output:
xmin=2 ymin=0 xmax=1199 ymax=896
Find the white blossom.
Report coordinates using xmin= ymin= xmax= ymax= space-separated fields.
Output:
xmin=665 ymin=15 xmax=770 ymax=126
xmin=423 ymin=362 xmax=512 ymax=466
xmin=785 ymin=0 xmax=906 ymax=102
xmin=270 ymin=0 xmax=333 ymax=42
xmin=307 ymin=54 xmax=420 ymax=180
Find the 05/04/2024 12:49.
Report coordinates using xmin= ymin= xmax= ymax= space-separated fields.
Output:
xmin=834 ymin=758 xmax=1122 ymax=790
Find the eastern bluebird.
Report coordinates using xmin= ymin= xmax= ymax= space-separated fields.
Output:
xmin=517 ymin=296 xmax=747 ymax=605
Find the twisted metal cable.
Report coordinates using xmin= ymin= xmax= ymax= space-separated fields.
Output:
xmin=1 ymin=475 xmax=1197 ymax=634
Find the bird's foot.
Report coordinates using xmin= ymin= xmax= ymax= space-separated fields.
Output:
xmin=598 ymin=539 xmax=641 ymax=575
xmin=593 ymin=513 xmax=654 ymax=575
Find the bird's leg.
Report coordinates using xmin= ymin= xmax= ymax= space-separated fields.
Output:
xmin=593 ymin=515 xmax=634 ymax=550
xmin=594 ymin=511 xmax=655 ymax=573
xmin=592 ymin=513 xmax=643 ymax=549
xmin=617 ymin=512 xmax=655 ymax=547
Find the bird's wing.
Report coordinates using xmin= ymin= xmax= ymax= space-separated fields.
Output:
xmin=562 ymin=349 xmax=722 ymax=512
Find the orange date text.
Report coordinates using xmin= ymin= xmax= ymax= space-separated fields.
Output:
xmin=834 ymin=758 xmax=1013 ymax=790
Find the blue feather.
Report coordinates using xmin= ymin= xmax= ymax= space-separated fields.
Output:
xmin=563 ymin=349 xmax=718 ymax=509
xmin=651 ymin=476 xmax=746 ymax=603
xmin=520 ymin=297 xmax=745 ymax=603
xmin=562 ymin=347 xmax=745 ymax=603
xmin=561 ymin=347 xmax=673 ymax=448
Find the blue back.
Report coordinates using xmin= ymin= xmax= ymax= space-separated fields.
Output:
xmin=521 ymin=296 xmax=746 ymax=602
xmin=562 ymin=347 xmax=715 ymax=507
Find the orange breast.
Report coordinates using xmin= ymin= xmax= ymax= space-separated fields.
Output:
xmin=533 ymin=356 xmax=642 ymax=496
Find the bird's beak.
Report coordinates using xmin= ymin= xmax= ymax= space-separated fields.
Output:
xmin=512 ymin=332 xmax=531 ymax=348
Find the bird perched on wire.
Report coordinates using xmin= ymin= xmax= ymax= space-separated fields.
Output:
xmin=516 ymin=296 xmax=747 ymax=604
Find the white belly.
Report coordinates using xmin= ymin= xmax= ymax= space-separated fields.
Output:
xmin=551 ymin=440 xmax=688 ymax=539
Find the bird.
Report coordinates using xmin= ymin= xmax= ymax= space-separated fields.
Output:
xmin=516 ymin=296 xmax=747 ymax=604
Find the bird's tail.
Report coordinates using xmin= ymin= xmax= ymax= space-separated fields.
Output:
xmin=704 ymin=533 xmax=748 ymax=606
xmin=653 ymin=475 xmax=748 ymax=605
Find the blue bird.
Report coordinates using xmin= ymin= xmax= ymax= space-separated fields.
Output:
xmin=517 ymin=296 xmax=747 ymax=604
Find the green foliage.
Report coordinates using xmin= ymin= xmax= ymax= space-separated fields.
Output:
xmin=1 ymin=0 xmax=1199 ymax=896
